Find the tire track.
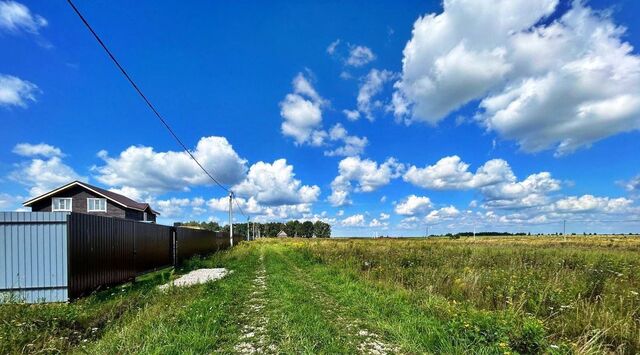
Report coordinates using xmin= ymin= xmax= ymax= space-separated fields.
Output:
xmin=233 ymin=252 xmax=276 ymax=354
xmin=282 ymin=252 xmax=401 ymax=354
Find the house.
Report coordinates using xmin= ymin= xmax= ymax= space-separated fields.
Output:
xmin=23 ymin=181 xmax=159 ymax=222
xmin=277 ymin=230 xmax=287 ymax=238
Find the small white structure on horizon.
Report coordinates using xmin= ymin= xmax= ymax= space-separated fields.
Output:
xmin=277 ymin=230 xmax=288 ymax=238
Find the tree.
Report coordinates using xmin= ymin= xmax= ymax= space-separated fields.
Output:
xmin=181 ymin=219 xmax=331 ymax=238
xmin=301 ymin=221 xmax=314 ymax=238
xmin=284 ymin=220 xmax=298 ymax=237
xmin=313 ymin=221 xmax=331 ymax=238
xmin=178 ymin=220 xmax=221 ymax=232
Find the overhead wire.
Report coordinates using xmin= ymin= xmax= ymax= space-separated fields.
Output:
xmin=66 ymin=0 xmax=250 ymax=218
xmin=233 ymin=194 xmax=247 ymax=218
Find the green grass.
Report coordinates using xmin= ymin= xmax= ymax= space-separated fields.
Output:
xmin=0 ymin=269 xmax=173 ymax=353
xmin=265 ymin=240 xmax=559 ymax=354
xmin=0 ymin=245 xmax=258 ymax=354
xmin=2 ymin=237 xmax=638 ymax=354
xmin=302 ymin=237 xmax=640 ymax=354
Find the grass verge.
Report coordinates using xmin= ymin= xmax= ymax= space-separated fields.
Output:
xmin=4 ymin=237 xmax=637 ymax=354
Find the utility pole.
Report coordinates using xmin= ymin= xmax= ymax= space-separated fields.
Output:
xmin=246 ymin=217 xmax=250 ymax=241
xmin=229 ymin=192 xmax=234 ymax=247
xmin=563 ymin=219 xmax=566 ymax=241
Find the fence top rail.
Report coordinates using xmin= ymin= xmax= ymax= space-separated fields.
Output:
xmin=67 ymin=212 xmax=172 ymax=227
xmin=0 ymin=211 xmax=70 ymax=223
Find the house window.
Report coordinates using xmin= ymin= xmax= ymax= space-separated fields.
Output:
xmin=52 ymin=198 xmax=72 ymax=211
xmin=87 ymin=198 xmax=107 ymax=212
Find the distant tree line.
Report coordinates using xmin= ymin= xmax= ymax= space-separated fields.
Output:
xmin=452 ymin=232 xmax=529 ymax=237
xmin=175 ymin=220 xmax=331 ymax=238
xmin=176 ymin=221 xmax=222 ymax=232
xmin=422 ymin=232 xmax=531 ymax=239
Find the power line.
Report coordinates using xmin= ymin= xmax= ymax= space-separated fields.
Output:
xmin=66 ymin=0 xmax=230 ymax=194
xmin=232 ymin=192 xmax=247 ymax=217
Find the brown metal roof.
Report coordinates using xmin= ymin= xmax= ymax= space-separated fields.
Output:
xmin=85 ymin=183 xmax=157 ymax=214
xmin=23 ymin=180 xmax=159 ymax=215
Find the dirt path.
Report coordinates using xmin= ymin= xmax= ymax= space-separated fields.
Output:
xmin=282 ymin=253 xmax=401 ymax=354
xmin=233 ymin=246 xmax=400 ymax=354
xmin=233 ymin=252 xmax=275 ymax=354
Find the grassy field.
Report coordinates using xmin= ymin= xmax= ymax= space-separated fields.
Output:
xmin=1 ymin=236 xmax=639 ymax=354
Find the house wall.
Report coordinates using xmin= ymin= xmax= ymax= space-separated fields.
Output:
xmin=30 ymin=185 xmax=126 ymax=219
xmin=124 ymin=208 xmax=156 ymax=222
xmin=125 ymin=209 xmax=143 ymax=221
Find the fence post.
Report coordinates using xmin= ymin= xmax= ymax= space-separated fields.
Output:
xmin=229 ymin=192 xmax=234 ymax=247
xmin=132 ymin=221 xmax=137 ymax=283
xmin=172 ymin=227 xmax=177 ymax=266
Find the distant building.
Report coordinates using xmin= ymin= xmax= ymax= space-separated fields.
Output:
xmin=23 ymin=180 xmax=158 ymax=222
xmin=277 ymin=230 xmax=287 ymax=238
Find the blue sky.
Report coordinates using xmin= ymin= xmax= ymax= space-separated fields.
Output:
xmin=1 ymin=0 xmax=640 ymax=236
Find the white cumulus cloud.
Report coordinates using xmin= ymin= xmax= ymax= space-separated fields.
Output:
xmin=207 ymin=195 xmax=312 ymax=221
xmin=155 ymin=197 xmax=206 ymax=218
xmin=620 ymin=175 xmax=640 ymax=193
xmin=0 ymin=192 xmax=24 ymax=210
xmin=94 ymin=136 xmax=247 ymax=195
xmin=10 ymin=143 xmax=85 ymax=197
xmin=233 ymin=159 xmax=320 ymax=206
xmin=425 ymin=205 xmax=460 ymax=223
xmin=329 ymin=156 xmax=404 ymax=206
xmin=393 ymin=0 xmax=640 ymax=155
xmin=12 ymin=143 xmax=62 ymax=157
xmin=0 ymin=74 xmax=39 ymax=108
xmin=341 ymin=213 xmax=365 ymax=227
xmin=324 ymin=123 xmax=368 ymax=157
xmin=481 ymin=172 xmax=561 ymax=209
xmin=369 ymin=218 xmax=388 ymax=228
xmin=395 ymin=195 xmax=432 ymax=216
xmin=340 ymin=156 xmax=404 ymax=192
xmin=346 ymin=45 xmax=376 ymax=67
xmin=0 ymin=1 xmax=47 ymax=34
xmin=404 ymin=155 xmax=513 ymax=190
xmin=404 ymin=155 xmax=561 ymax=209
xmin=356 ymin=69 xmax=395 ymax=121
xmin=327 ymin=39 xmax=341 ymax=55
xmin=342 ymin=109 xmax=360 ymax=121
xmin=280 ymin=73 xmax=327 ymax=146
xmin=552 ymin=195 xmax=633 ymax=214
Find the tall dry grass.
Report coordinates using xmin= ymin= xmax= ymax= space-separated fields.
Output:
xmin=304 ymin=236 xmax=640 ymax=353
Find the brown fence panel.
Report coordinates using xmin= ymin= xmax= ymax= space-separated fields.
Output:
xmin=67 ymin=213 xmax=174 ymax=299
xmin=67 ymin=213 xmax=136 ymax=299
xmin=67 ymin=213 xmax=244 ymax=299
xmin=134 ymin=222 xmax=173 ymax=274
xmin=176 ymin=228 xmax=243 ymax=263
